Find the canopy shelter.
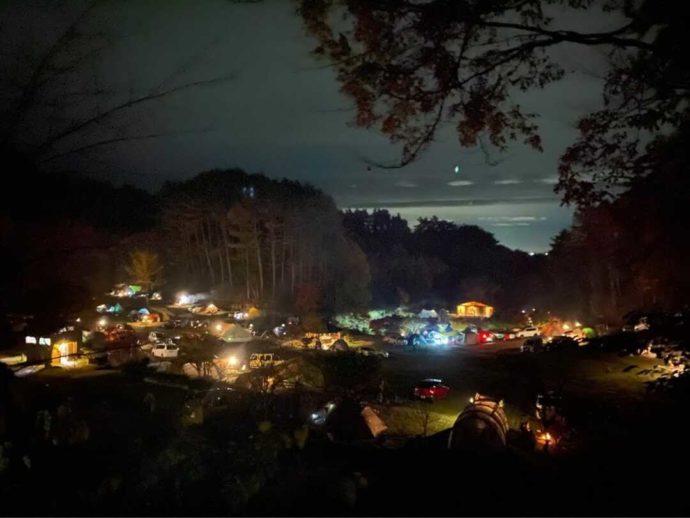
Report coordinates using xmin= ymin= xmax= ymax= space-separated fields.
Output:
xmin=456 ymin=301 xmax=494 ymax=318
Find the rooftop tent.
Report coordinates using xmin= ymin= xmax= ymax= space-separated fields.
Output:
xmin=448 ymin=394 xmax=509 ymax=453
xmin=456 ymin=301 xmax=494 ymax=318
xmin=219 ymin=323 xmax=253 ymax=343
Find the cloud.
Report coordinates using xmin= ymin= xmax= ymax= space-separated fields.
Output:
xmin=394 ymin=180 xmax=418 ymax=188
xmin=536 ymin=177 xmax=559 ymax=184
xmin=492 ymin=222 xmax=532 ymax=227
xmin=346 ymin=196 xmax=557 ymax=209
xmin=447 ymin=180 xmax=474 ymax=187
xmin=493 ymin=179 xmax=522 ymax=185
xmin=479 ymin=216 xmax=547 ymax=222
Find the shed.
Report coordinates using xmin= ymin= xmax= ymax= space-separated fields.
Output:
xmin=456 ymin=301 xmax=494 ymax=318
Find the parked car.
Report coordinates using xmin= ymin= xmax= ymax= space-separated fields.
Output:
xmin=248 ymin=353 xmax=278 ymax=369
xmin=413 ymin=379 xmax=450 ymax=400
xmin=383 ymin=334 xmax=406 ymax=346
xmin=520 ymin=337 xmax=545 ymax=353
xmin=164 ymin=319 xmax=183 ymax=329
xmin=516 ymin=326 xmax=540 ymax=338
xmin=356 ymin=346 xmax=390 ymax=358
xmin=148 ymin=331 xmax=166 ymax=343
xmin=151 ymin=343 xmax=180 ymax=358
xmin=478 ymin=330 xmax=494 ymax=344
xmin=544 ymin=336 xmax=579 ymax=352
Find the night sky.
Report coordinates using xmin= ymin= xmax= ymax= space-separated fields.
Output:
xmin=5 ymin=0 xmax=617 ymax=252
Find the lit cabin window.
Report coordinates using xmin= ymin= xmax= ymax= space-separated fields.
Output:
xmin=25 ymin=336 xmax=37 ymax=344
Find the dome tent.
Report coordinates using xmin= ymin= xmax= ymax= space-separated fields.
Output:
xmin=219 ymin=323 xmax=253 ymax=343
xmin=330 ymin=338 xmax=350 ymax=351
xmin=418 ymin=309 xmax=439 ymax=319
xmin=448 ymin=394 xmax=509 ymax=453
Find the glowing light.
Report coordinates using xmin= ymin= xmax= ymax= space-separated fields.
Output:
xmin=227 ymin=355 xmax=238 ymax=366
xmin=562 ymin=324 xmax=570 ymax=331
xmin=454 ymin=165 xmax=460 ymax=174
xmin=469 ymin=397 xmax=474 ymax=403
xmin=216 ymin=324 xmax=222 ymax=332
xmin=98 ymin=318 xmax=107 ymax=327
xmin=25 ymin=336 xmax=37 ymax=344
xmin=529 ymin=252 xmax=535 ymax=256
xmin=575 ymin=321 xmax=581 ymax=327
xmin=177 ymin=293 xmax=191 ymax=305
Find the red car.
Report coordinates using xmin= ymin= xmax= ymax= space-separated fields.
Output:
xmin=413 ymin=379 xmax=450 ymax=400
xmin=478 ymin=330 xmax=494 ymax=344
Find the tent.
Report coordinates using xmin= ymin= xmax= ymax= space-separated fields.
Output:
xmin=196 ymin=303 xmax=220 ymax=316
xmin=448 ymin=394 xmax=509 ymax=452
xmin=272 ymin=357 xmax=325 ymax=390
xmin=219 ymin=324 xmax=254 ymax=343
xmin=418 ymin=309 xmax=439 ymax=319
xmin=456 ymin=301 xmax=494 ymax=318
xmin=325 ymin=398 xmax=377 ymax=443
xmin=330 ymin=339 xmax=350 ymax=351
xmin=97 ymin=303 xmax=123 ymax=314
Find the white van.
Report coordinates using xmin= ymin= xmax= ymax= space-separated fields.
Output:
xmin=151 ymin=343 xmax=180 ymax=358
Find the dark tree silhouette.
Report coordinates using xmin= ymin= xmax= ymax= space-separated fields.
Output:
xmin=298 ymin=0 xmax=688 ymax=205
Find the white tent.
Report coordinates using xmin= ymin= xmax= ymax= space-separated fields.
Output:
xmin=418 ymin=309 xmax=439 ymax=319
xmin=219 ymin=324 xmax=253 ymax=343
